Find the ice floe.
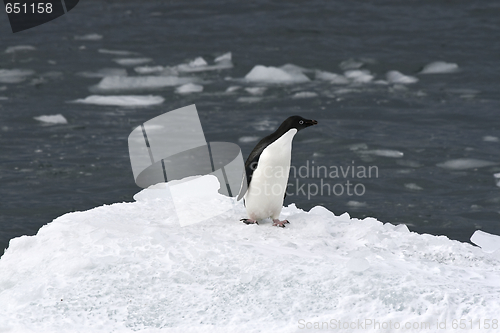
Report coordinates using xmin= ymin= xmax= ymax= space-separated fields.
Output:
xmin=343 ymin=69 xmax=374 ymax=83
xmin=420 ymin=61 xmax=459 ymax=74
xmin=405 ymin=183 xmax=423 ymax=191
xmin=0 ymin=69 xmax=35 ymax=84
xmin=244 ymin=65 xmax=310 ymax=84
xmin=74 ymin=33 xmax=103 ymax=41
xmin=98 ymin=49 xmax=138 ymax=56
xmin=292 ymin=91 xmax=318 ymax=99
xmin=238 ymin=136 xmax=260 ymax=143
xmin=175 ymin=55 xmax=233 ymax=73
xmin=134 ymin=66 xmax=165 ymax=74
xmin=72 ymin=95 xmax=164 ymax=106
xmin=175 ymin=83 xmax=203 ymax=94
xmin=437 ymin=158 xmax=498 ymax=170
xmin=386 ymin=70 xmax=419 ymax=84
xmin=483 ymin=136 xmax=499 ymax=142
xmin=315 ymin=70 xmax=350 ymax=84
xmin=33 ymin=114 xmax=68 ymax=124
xmin=5 ymin=45 xmax=36 ymax=53
xmin=77 ymin=68 xmax=128 ymax=78
xmin=113 ymin=58 xmax=153 ymax=66
xmin=91 ymin=76 xmax=199 ymax=92
xmin=362 ymin=149 xmax=404 ymax=158
xmin=0 ymin=175 xmax=498 ymax=332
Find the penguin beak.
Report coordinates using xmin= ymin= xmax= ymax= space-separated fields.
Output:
xmin=305 ymin=119 xmax=318 ymax=126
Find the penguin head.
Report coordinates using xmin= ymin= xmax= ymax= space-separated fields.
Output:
xmin=281 ymin=115 xmax=318 ymax=132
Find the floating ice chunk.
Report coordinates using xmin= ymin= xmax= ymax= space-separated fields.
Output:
xmin=347 ymin=201 xmax=367 ymax=208
xmin=5 ymin=45 xmax=36 ymax=53
xmin=113 ymin=58 xmax=153 ymax=66
xmin=0 ymin=96 xmax=8 ymax=100
xmin=92 ymin=76 xmax=198 ymax=92
xmin=386 ymin=71 xmax=418 ymax=84
xmin=405 ymin=183 xmax=423 ymax=191
xmin=344 ymin=69 xmax=373 ymax=83
xmin=292 ymin=91 xmax=318 ymax=99
xmin=34 ymin=114 xmax=68 ymax=124
xmin=280 ymin=63 xmax=312 ymax=74
xmin=134 ymin=66 xmax=164 ymax=74
xmin=175 ymin=56 xmax=233 ymax=72
xmin=245 ymin=65 xmax=310 ymax=84
xmin=98 ymin=49 xmax=137 ymax=56
xmin=72 ymin=95 xmax=164 ymax=106
xmin=346 ymin=257 xmax=370 ymax=272
xmin=237 ymin=96 xmax=262 ymax=103
xmin=175 ymin=83 xmax=203 ymax=94
xmin=339 ymin=58 xmax=364 ymax=70
xmin=483 ymin=136 xmax=499 ymax=142
xmin=245 ymin=87 xmax=266 ymax=95
xmin=363 ymin=149 xmax=404 ymax=158
xmin=437 ymin=158 xmax=497 ymax=170
xmin=77 ymin=68 xmax=128 ymax=78
xmin=494 ymin=173 xmax=500 ymax=187
xmin=74 ymin=33 xmax=103 ymax=41
xmin=239 ymin=136 xmax=260 ymax=143
xmin=0 ymin=69 xmax=35 ymax=84
xmin=420 ymin=61 xmax=459 ymax=74
xmin=214 ymin=52 xmax=232 ymax=62
xmin=471 ymin=230 xmax=500 ymax=253
xmin=315 ymin=70 xmax=350 ymax=84
xmin=225 ymin=86 xmax=240 ymax=93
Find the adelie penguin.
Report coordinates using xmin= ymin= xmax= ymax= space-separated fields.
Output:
xmin=237 ymin=116 xmax=318 ymax=227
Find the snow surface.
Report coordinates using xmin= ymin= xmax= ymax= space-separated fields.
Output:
xmin=1 ymin=175 xmax=499 ymax=332
xmin=91 ymin=76 xmax=199 ymax=93
xmin=72 ymin=95 xmax=165 ymax=107
xmin=33 ymin=114 xmax=68 ymax=124
xmin=420 ymin=61 xmax=459 ymax=74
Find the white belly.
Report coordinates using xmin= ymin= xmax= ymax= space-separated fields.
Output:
xmin=245 ymin=129 xmax=297 ymax=220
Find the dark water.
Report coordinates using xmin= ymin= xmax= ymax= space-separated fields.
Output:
xmin=1 ymin=0 xmax=499 ymax=256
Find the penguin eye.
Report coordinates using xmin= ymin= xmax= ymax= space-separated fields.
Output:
xmin=299 ymin=120 xmax=304 ymax=125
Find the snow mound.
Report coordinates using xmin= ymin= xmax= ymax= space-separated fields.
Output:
xmin=175 ymin=83 xmax=203 ymax=94
xmin=0 ymin=175 xmax=499 ymax=332
xmin=72 ymin=95 xmax=164 ymax=106
xmin=33 ymin=114 xmax=68 ymax=124
xmin=386 ymin=70 xmax=419 ymax=84
xmin=420 ymin=61 xmax=459 ymax=74
xmin=437 ymin=158 xmax=498 ymax=170
xmin=5 ymin=45 xmax=36 ymax=53
xmin=244 ymin=65 xmax=310 ymax=84
xmin=0 ymin=69 xmax=35 ymax=84
xmin=91 ymin=76 xmax=199 ymax=92
xmin=114 ymin=58 xmax=153 ymax=66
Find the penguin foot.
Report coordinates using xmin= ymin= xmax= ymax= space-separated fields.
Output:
xmin=272 ymin=219 xmax=290 ymax=228
xmin=241 ymin=218 xmax=259 ymax=225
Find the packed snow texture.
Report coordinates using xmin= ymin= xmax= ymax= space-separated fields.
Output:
xmin=420 ymin=61 xmax=459 ymax=74
xmin=91 ymin=76 xmax=199 ymax=92
xmin=0 ymin=175 xmax=499 ymax=332
xmin=72 ymin=95 xmax=165 ymax=106
xmin=33 ymin=114 xmax=68 ymax=124
xmin=244 ymin=65 xmax=310 ymax=84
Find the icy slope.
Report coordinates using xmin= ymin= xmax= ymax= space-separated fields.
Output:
xmin=0 ymin=178 xmax=499 ymax=332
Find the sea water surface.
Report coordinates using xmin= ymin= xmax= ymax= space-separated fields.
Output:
xmin=0 ymin=0 xmax=499 ymax=255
